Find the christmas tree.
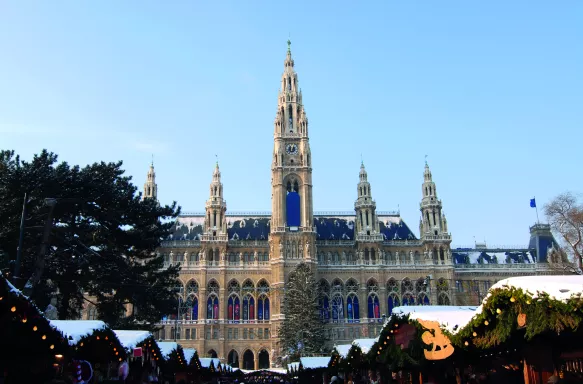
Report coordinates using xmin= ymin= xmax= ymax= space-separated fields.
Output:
xmin=278 ymin=262 xmax=325 ymax=358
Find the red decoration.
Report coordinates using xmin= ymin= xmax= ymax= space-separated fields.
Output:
xmin=133 ymin=347 xmax=143 ymax=357
xmin=394 ymin=324 xmax=416 ymax=347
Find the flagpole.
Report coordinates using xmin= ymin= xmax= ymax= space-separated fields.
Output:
xmin=534 ymin=196 xmax=540 ymax=224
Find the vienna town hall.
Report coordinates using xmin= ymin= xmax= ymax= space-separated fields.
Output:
xmin=107 ymin=43 xmax=561 ymax=370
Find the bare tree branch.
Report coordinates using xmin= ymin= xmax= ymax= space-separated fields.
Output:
xmin=544 ymin=192 xmax=583 ymax=271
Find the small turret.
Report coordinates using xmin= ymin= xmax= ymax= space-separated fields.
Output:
xmin=143 ymin=158 xmax=157 ymax=200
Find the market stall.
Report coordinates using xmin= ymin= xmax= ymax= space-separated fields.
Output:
xmin=0 ymin=276 xmax=70 ymax=383
xmin=50 ymin=320 xmax=127 ymax=382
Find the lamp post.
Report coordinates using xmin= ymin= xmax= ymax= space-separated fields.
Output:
xmin=13 ymin=193 xmax=28 ymax=283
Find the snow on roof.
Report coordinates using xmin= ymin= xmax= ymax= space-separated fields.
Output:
xmin=486 ymin=275 xmax=583 ymax=302
xmin=113 ymin=330 xmax=151 ymax=350
xmin=392 ymin=306 xmax=478 ymax=334
xmin=50 ymin=320 xmax=107 ymax=345
xmin=353 ymin=338 xmax=378 ymax=354
xmin=156 ymin=341 xmax=179 ymax=359
xmin=199 ymin=358 xmax=221 ymax=368
xmin=287 ymin=362 xmax=300 ymax=371
xmin=183 ymin=348 xmax=196 ymax=363
xmin=335 ymin=344 xmax=352 ymax=358
xmin=300 ymin=357 xmax=330 ymax=369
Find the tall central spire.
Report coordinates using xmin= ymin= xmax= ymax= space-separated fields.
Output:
xmin=271 ymin=41 xmax=314 ymax=236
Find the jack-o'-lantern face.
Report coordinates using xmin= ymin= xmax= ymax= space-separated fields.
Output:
xmin=417 ymin=319 xmax=454 ymax=360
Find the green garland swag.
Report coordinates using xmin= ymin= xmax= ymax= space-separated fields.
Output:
xmin=451 ymin=286 xmax=583 ymax=350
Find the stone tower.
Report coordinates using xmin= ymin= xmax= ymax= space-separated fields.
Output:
xmin=270 ymin=40 xmax=317 ymax=322
xmin=419 ymin=161 xmax=451 ymax=264
xmin=143 ymin=160 xmax=157 ymax=200
xmin=202 ymin=162 xmax=228 ymax=243
xmin=354 ymin=162 xmax=382 ymax=240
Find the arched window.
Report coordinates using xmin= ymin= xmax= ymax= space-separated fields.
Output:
xmin=387 ymin=294 xmax=400 ymax=316
xmin=87 ymin=305 xmax=98 ymax=320
xmin=258 ymin=295 xmax=270 ymax=321
xmin=243 ymin=294 xmax=255 ymax=321
xmin=185 ymin=295 xmax=198 ymax=321
xmin=319 ymin=296 xmax=330 ymax=322
xmin=207 ymin=295 xmax=219 ymax=320
xmin=367 ymin=294 xmax=380 ymax=319
xmin=401 ymin=278 xmax=414 ymax=305
xmin=228 ymin=350 xmax=239 ymax=368
xmin=347 ymin=294 xmax=360 ymax=323
xmin=417 ymin=293 xmax=430 ymax=305
xmin=331 ymin=295 xmax=344 ymax=322
xmin=257 ymin=279 xmax=270 ymax=294
xmin=402 ymin=293 xmax=414 ymax=306
xmin=228 ymin=295 xmax=240 ymax=322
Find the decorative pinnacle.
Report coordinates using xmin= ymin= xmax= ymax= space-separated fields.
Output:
xmin=215 ymin=154 xmax=218 ymax=167
xmin=424 ymin=154 xmax=428 ymax=165
xmin=287 ymin=39 xmax=291 ymax=52
xmin=151 ymin=154 xmax=154 ymax=167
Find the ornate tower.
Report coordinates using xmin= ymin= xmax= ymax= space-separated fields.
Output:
xmin=202 ymin=162 xmax=228 ymax=243
xmin=143 ymin=160 xmax=157 ymax=200
xmin=270 ymin=40 xmax=315 ymax=256
xmin=354 ymin=162 xmax=382 ymax=241
xmin=419 ymin=161 xmax=451 ymax=264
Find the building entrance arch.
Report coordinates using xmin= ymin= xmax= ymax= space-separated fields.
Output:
xmin=243 ymin=349 xmax=254 ymax=370
xmin=228 ymin=350 xmax=239 ymax=368
xmin=258 ymin=349 xmax=270 ymax=369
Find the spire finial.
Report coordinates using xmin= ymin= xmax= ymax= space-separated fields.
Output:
xmin=424 ymin=154 xmax=428 ymax=165
xmin=287 ymin=37 xmax=291 ymax=52
xmin=215 ymin=154 xmax=218 ymax=167
xmin=360 ymin=153 xmax=364 ymax=166
xmin=151 ymin=154 xmax=154 ymax=167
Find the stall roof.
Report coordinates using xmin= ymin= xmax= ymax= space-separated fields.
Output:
xmin=199 ymin=357 xmax=221 ymax=368
xmin=392 ymin=306 xmax=478 ymax=334
xmin=300 ymin=356 xmax=331 ymax=369
xmin=156 ymin=341 xmax=179 ymax=359
xmin=113 ymin=330 xmax=151 ymax=350
xmin=182 ymin=348 xmax=196 ymax=363
xmin=49 ymin=320 xmax=107 ymax=345
xmin=485 ymin=275 xmax=583 ymax=302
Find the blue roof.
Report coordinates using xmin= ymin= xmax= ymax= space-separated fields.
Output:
xmin=167 ymin=214 xmax=416 ymax=242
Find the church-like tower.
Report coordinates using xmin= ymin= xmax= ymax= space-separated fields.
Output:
xmin=419 ymin=161 xmax=451 ymax=264
xmin=143 ymin=161 xmax=157 ymax=200
xmin=270 ymin=40 xmax=316 ymax=261
xmin=202 ymin=162 xmax=228 ymax=243
xmin=354 ymin=162 xmax=382 ymax=241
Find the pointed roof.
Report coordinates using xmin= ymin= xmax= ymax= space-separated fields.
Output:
xmin=423 ymin=162 xmax=432 ymax=182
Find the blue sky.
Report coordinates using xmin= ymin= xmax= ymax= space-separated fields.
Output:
xmin=1 ymin=1 xmax=581 ymax=247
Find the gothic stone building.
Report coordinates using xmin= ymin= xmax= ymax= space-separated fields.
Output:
xmin=137 ymin=43 xmax=561 ymax=370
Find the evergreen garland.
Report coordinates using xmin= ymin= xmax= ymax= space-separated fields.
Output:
xmin=451 ymin=286 xmax=583 ymax=350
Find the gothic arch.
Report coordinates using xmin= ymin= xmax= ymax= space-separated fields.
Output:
xmin=207 ymin=279 xmax=220 ymax=291
xmin=228 ymin=349 xmax=239 ymax=368
xmin=258 ymin=349 xmax=270 ymax=369
xmin=227 ymin=279 xmax=241 ymax=292
xmin=242 ymin=349 xmax=255 ymax=370
xmin=256 ymin=279 xmax=270 ymax=294
xmin=241 ymin=278 xmax=255 ymax=291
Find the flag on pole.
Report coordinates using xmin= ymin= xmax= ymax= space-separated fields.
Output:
xmin=530 ymin=198 xmax=536 ymax=208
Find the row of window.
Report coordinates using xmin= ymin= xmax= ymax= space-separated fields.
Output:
xmin=227 ymin=328 xmax=270 ymax=340
xmin=162 ymin=295 xmax=271 ymax=322
xmin=156 ymin=327 xmax=271 ymax=341
xmin=326 ymin=325 xmax=383 ymax=341
xmin=319 ymin=292 xmax=448 ymax=322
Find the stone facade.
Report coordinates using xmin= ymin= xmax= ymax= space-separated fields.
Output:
xmin=83 ymin=42 xmax=562 ymax=370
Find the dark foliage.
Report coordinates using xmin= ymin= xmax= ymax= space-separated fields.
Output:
xmin=0 ymin=149 xmax=181 ymax=329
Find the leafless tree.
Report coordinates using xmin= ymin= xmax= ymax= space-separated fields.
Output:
xmin=544 ymin=192 xmax=583 ymax=271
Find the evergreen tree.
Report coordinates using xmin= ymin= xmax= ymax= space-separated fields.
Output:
xmin=0 ymin=149 xmax=181 ymax=328
xmin=278 ymin=262 xmax=325 ymax=358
